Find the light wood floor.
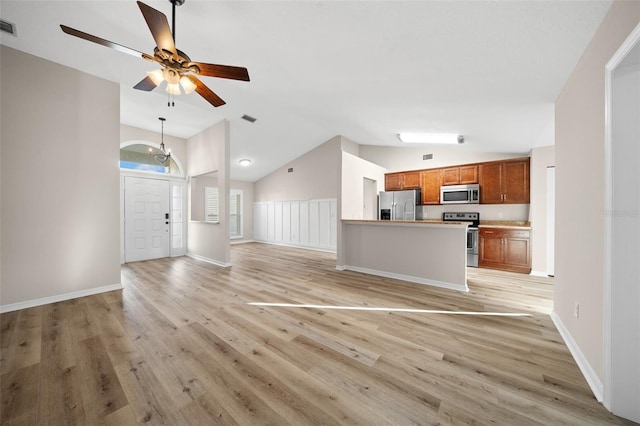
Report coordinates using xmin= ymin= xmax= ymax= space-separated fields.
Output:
xmin=1 ymin=243 xmax=635 ymax=425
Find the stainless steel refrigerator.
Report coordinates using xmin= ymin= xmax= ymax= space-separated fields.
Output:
xmin=379 ymin=189 xmax=422 ymax=221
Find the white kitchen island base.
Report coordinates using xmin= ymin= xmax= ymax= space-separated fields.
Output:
xmin=338 ymin=220 xmax=469 ymax=292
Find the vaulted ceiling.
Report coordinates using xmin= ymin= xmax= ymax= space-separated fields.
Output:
xmin=0 ymin=1 xmax=612 ymax=181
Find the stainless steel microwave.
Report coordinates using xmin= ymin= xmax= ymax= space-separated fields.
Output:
xmin=440 ymin=184 xmax=480 ymax=204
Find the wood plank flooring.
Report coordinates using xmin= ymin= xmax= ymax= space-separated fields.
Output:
xmin=1 ymin=242 xmax=636 ymax=425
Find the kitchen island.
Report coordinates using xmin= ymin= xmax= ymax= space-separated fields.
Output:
xmin=338 ymin=220 xmax=469 ymax=292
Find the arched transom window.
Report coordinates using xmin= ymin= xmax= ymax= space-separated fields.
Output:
xmin=120 ymin=143 xmax=181 ymax=176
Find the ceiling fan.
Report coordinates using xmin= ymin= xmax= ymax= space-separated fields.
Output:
xmin=60 ymin=0 xmax=249 ymax=107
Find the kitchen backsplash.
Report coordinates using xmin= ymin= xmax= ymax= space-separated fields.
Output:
xmin=416 ymin=204 xmax=530 ymax=221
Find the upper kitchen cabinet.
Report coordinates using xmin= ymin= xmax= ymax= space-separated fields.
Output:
xmin=442 ymin=165 xmax=478 ymax=186
xmin=385 ymin=173 xmax=403 ymax=190
xmin=385 ymin=171 xmax=421 ymax=191
xmin=420 ymin=169 xmax=442 ymax=205
xmin=479 ymin=158 xmax=530 ymax=204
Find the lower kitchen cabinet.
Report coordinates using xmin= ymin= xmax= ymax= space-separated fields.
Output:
xmin=479 ymin=227 xmax=531 ymax=274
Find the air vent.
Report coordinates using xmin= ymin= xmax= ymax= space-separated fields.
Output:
xmin=0 ymin=20 xmax=17 ymax=36
xmin=423 ymin=154 xmax=433 ymax=160
xmin=241 ymin=114 xmax=257 ymax=123
xmin=287 ymin=168 xmax=293 ymax=173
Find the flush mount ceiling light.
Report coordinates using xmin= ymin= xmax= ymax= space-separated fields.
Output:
xmin=238 ymin=159 xmax=252 ymax=166
xmin=397 ymin=133 xmax=464 ymax=144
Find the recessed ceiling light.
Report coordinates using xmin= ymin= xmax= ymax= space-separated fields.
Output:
xmin=397 ymin=133 xmax=464 ymax=144
xmin=239 ymin=159 xmax=252 ymax=166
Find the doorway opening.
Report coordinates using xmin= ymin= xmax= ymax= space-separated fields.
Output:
xmin=604 ymin=22 xmax=640 ymax=423
xmin=120 ymin=142 xmax=186 ymax=263
xmin=363 ymin=178 xmax=378 ymax=220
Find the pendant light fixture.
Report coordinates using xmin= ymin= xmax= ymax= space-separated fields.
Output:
xmin=152 ymin=117 xmax=172 ymax=166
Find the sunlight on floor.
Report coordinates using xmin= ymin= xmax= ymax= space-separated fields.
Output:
xmin=248 ymin=302 xmax=531 ymax=317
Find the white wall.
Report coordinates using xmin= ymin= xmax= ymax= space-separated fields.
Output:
xmin=529 ymin=146 xmax=555 ymax=275
xmin=254 ymin=136 xmax=341 ymax=202
xmin=187 ymin=120 xmax=231 ymax=266
xmin=358 ymin=145 xmax=527 ymax=172
xmin=554 ymin=0 xmax=640 ymax=397
xmin=1 ymin=46 xmax=121 ymax=310
xmin=120 ymin=124 xmax=187 ymax=175
xmin=341 ymin=151 xmax=386 ymax=220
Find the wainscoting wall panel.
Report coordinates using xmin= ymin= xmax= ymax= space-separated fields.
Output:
xmin=254 ymin=199 xmax=337 ymax=252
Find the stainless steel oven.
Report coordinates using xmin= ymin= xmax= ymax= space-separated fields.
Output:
xmin=466 ymin=227 xmax=479 ymax=267
xmin=443 ymin=212 xmax=480 ymax=267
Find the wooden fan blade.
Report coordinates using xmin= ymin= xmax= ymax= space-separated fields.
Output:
xmin=60 ymin=25 xmax=154 ymax=61
xmin=133 ymin=75 xmax=158 ymax=91
xmin=188 ymin=76 xmax=226 ymax=107
xmin=193 ymin=62 xmax=250 ymax=81
xmin=137 ymin=1 xmax=177 ymax=60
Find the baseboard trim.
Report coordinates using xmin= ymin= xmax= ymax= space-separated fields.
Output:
xmin=187 ymin=253 xmax=232 ymax=268
xmin=0 ymin=283 xmax=124 ymax=314
xmin=550 ymin=310 xmax=603 ymax=402
xmin=339 ymin=264 xmax=469 ymax=293
xmin=530 ymin=270 xmax=551 ymax=277
xmin=254 ymin=240 xmax=337 ymax=254
xmin=231 ymin=239 xmax=256 ymax=245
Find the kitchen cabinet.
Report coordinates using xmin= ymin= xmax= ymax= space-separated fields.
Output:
xmin=479 ymin=227 xmax=531 ymax=273
xmin=479 ymin=158 xmax=530 ymax=204
xmin=403 ymin=171 xmax=421 ymax=189
xmin=420 ymin=169 xmax=442 ymax=205
xmin=385 ymin=173 xmax=403 ymax=190
xmin=385 ymin=171 xmax=421 ymax=191
xmin=442 ymin=165 xmax=478 ymax=186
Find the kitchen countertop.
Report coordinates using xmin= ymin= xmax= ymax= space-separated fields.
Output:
xmin=342 ymin=219 xmax=531 ymax=229
xmin=342 ymin=219 xmax=467 ymax=228
xmin=479 ymin=220 xmax=531 ymax=229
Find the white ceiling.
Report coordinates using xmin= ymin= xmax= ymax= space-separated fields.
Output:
xmin=0 ymin=0 xmax=612 ymax=182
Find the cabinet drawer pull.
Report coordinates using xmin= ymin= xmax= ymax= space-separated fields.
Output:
xmin=484 ymin=231 xmax=494 ymax=234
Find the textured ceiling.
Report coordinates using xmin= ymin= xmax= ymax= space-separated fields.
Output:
xmin=0 ymin=0 xmax=612 ymax=181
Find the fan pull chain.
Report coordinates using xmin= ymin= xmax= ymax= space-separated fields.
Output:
xmin=167 ymin=92 xmax=175 ymax=107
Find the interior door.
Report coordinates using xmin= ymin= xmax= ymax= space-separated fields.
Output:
xmin=363 ymin=178 xmax=377 ymax=220
xmin=124 ymin=176 xmax=170 ymax=262
xmin=546 ymin=166 xmax=555 ymax=276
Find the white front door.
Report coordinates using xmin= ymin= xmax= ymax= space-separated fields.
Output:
xmin=124 ymin=176 xmax=170 ymax=262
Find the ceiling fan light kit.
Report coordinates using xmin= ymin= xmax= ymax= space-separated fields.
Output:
xmin=60 ymin=0 xmax=249 ymax=108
